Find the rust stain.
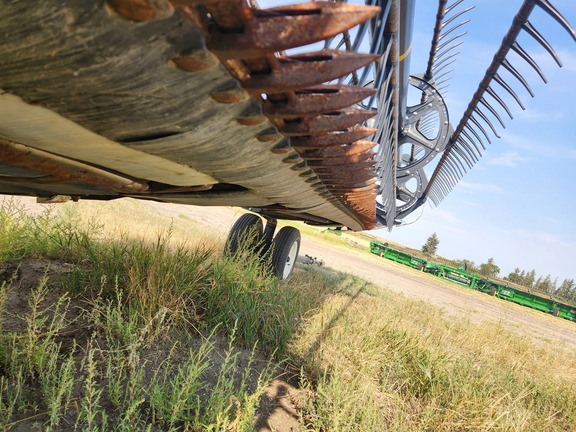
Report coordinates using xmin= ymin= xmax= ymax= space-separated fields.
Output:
xmin=188 ymin=0 xmax=380 ymax=228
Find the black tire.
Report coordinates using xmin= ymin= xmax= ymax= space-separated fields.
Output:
xmin=224 ymin=213 xmax=263 ymax=257
xmin=490 ymin=287 xmax=497 ymax=297
xmin=552 ymin=307 xmax=560 ymax=317
xmin=271 ymin=226 xmax=301 ymax=280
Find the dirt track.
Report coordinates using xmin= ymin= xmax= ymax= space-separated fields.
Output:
xmin=144 ymin=202 xmax=576 ymax=350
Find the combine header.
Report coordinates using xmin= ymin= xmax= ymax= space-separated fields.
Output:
xmin=370 ymin=240 xmax=576 ymax=322
xmin=0 ymin=0 xmax=574 ymax=278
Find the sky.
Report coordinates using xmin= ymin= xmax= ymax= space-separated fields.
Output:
xmin=376 ymin=0 xmax=576 ymax=283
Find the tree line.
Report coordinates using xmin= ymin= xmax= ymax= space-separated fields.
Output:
xmin=503 ymin=269 xmax=576 ymax=302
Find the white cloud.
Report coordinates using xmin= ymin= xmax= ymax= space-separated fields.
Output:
xmin=501 ymin=132 xmax=576 ymax=160
xmin=488 ymin=151 xmax=530 ymax=167
xmin=460 ymin=200 xmax=482 ymax=207
xmin=457 ymin=181 xmax=505 ymax=194
xmin=511 ymin=229 xmax=576 ymax=250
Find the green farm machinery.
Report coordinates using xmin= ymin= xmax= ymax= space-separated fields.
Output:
xmin=369 ymin=241 xmax=576 ymax=323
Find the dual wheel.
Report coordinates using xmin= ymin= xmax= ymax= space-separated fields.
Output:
xmin=224 ymin=213 xmax=301 ymax=280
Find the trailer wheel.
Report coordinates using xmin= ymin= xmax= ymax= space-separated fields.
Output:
xmin=224 ymin=213 xmax=263 ymax=257
xmin=552 ymin=307 xmax=560 ymax=317
xmin=271 ymin=226 xmax=301 ymax=280
xmin=490 ymin=287 xmax=497 ymax=297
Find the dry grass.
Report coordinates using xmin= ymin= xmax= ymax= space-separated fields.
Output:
xmin=1 ymin=196 xmax=575 ymax=431
xmin=292 ymin=283 xmax=576 ymax=431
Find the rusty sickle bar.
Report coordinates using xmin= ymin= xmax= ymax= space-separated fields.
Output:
xmin=108 ymin=0 xmax=381 ymax=229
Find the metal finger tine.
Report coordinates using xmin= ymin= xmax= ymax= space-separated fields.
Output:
xmin=469 ymin=115 xmax=492 ymax=144
xmin=441 ymin=156 xmax=461 ymax=180
xmin=463 ymin=123 xmax=487 ymax=150
xmin=435 ymin=175 xmax=451 ymax=197
xmin=474 ymin=107 xmax=501 ymax=138
xmin=435 ymin=76 xmax=453 ymax=87
xmin=535 ymin=0 xmax=576 ymax=42
xmin=437 ymin=32 xmax=467 ymax=52
xmin=494 ymin=73 xmax=525 ymax=110
xmin=439 ymin=19 xmax=471 ymax=40
xmin=450 ymin=152 xmax=469 ymax=176
xmin=446 ymin=151 xmax=465 ymax=176
xmin=486 ymin=86 xmax=514 ymax=119
xmin=456 ymin=136 xmax=480 ymax=161
xmin=522 ymin=21 xmax=562 ymax=67
xmin=434 ymin=54 xmax=459 ymax=77
xmin=460 ymin=130 xmax=482 ymax=159
xmin=511 ymin=42 xmax=547 ymax=83
xmin=445 ymin=0 xmax=466 ymax=14
xmin=501 ymin=59 xmax=534 ymax=97
xmin=442 ymin=7 xmax=474 ymax=28
xmin=452 ymin=143 xmax=474 ymax=169
xmin=434 ymin=41 xmax=464 ymax=62
xmin=479 ymin=97 xmax=506 ymax=129
xmin=432 ymin=58 xmax=457 ymax=75
xmin=434 ymin=69 xmax=455 ymax=82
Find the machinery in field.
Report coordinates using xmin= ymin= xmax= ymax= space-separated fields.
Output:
xmin=1 ymin=0 xmax=574 ymax=278
xmin=370 ymin=240 xmax=576 ymax=322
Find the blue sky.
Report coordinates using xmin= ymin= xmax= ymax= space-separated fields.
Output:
xmin=377 ymin=0 xmax=576 ymax=282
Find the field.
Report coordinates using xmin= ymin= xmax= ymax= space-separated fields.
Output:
xmin=0 ymin=196 xmax=575 ymax=431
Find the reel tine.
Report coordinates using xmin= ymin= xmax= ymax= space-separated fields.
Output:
xmin=453 ymin=144 xmax=474 ymax=169
xmin=536 ymin=0 xmax=576 ymax=42
xmin=522 ymin=21 xmax=562 ymax=67
xmin=437 ymin=32 xmax=467 ymax=52
xmin=474 ymin=107 xmax=501 ymax=138
xmin=479 ymin=97 xmax=506 ymax=129
xmin=446 ymin=0 xmax=466 ymax=14
xmin=433 ymin=51 xmax=461 ymax=69
xmin=501 ymin=59 xmax=534 ymax=97
xmin=432 ymin=58 xmax=458 ymax=75
xmin=440 ymin=20 xmax=471 ymax=41
xmin=464 ymin=123 xmax=487 ymax=150
xmin=443 ymin=6 xmax=474 ymax=28
xmin=494 ymin=73 xmax=526 ymax=110
xmin=423 ymin=0 xmax=576 ymax=214
xmin=460 ymin=130 xmax=482 ymax=159
xmin=511 ymin=42 xmax=547 ymax=83
xmin=486 ymin=86 xmax=514 ymax=120
xmin=434 ymin=41 xmax=464 ymax=62
xmin=456 ymin=136 xmax=480 ymax=162
xmin=469 ymin=116 xmax=492 ymax=144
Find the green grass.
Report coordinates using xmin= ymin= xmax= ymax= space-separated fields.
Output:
xmin=0 ymin=198 xmax=575 ymax=431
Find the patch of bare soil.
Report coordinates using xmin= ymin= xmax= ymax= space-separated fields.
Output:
xmin=0 ymin=258 xmax=88 ymax=346
xmin=0 ymin=257 xmax=303 ymax=431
